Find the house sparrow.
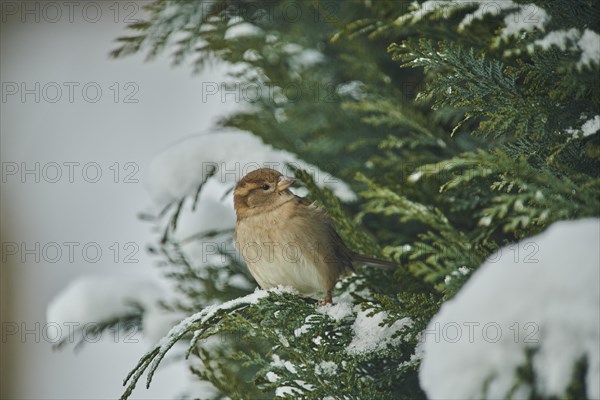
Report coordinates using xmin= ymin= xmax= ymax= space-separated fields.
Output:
xmin=233 ymin=168 xmax=395 ymax=304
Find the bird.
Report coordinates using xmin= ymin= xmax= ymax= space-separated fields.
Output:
xmin=233 ymin=168 xmax=395 ymax=305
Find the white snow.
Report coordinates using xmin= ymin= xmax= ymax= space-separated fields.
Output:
xmin=160 ymin=188 xmax=237 ymax=269
xmin=396 ymin=1 xmax=454 ymax=24
xmin=581 ymin=116 xmax=600 ymax=137
xmin=419 ymin=218 xmax=600 ymax=399
xmin=531 ymin=28 xmax=600 ymax=67
xmin=158 ymin=287 xmax=287 ymax=350
xmin=283 ymin=360 xmax=297 ymax=374
xmin=458 ymin=1 xmax=516 ymax=31
xmin=293 ymin=318 xmax=318 ymax=337
xmin=271 ymin=355 xmax=316 ymax=397
xmin=145 ymin=129 xmax=356 ymax=207
xmin=224 ymin=22 xmax=263 ymax=40
xmin=535 ymin=190 xmax=544 ymax=201
xmin=347 ymin=306 xmax=412 ymax=355
xmin=290 ymin=49 xmax=324 ymax=68
xmin=315 ymin=361 xmax=338 ymax=376
xmin=266 ymin=371 xmax=280 ymax=383
xmin=565 ymin=127 xmax=579 ymax=136
xmin=228 ymin=273 xmax=254 ymax=290
xmin=242 ymin=49 xmax=262 ymax=62
xmin=514 ymin=199 xmax=525 ymax=211
xmin=501 ymin=4 xmax=549 ymax=38
xmin=294 ymin=316 xmax=316 ymax=337
xmin=199 ymin=23 xmax=217 ymax=33
xmin=479 ymin=215 xmax=492 ymax=226
xmin=398 ymin=1 xmax=550 ymax=39
xmin=282 ymin=43 xmax=303 ymax=54
xmin=265 ymin=33 xmax=279 ymax=44
xmin=318 ymin=300 xmax=353 ymax=322
xmin=444 ymin=266 xmax=471 ymax=286
xmin=578 ymin=29 xmax=600 ymax=67
xmin=274 ymin=107 xmax=287 ymax=123
xmin=275 ymin=386 xmax=303 ymax=397
xmin=533 ymin=28 xmax=580 ymax=51
xmin=271 ymin=354 xmax=285 ymax=368
xmin=47 ymin=275 xmax=160 ymax=326
xmin=281 ymin=43 xmax=325 ymax=69
xmin=46 ymin=275 xmax=180 ymax=343
xmin=565 ymin=115 xmax=600 ymax=138
xmin=408 ymin=171 xmax=423 ymax=183
xmin=336 ymin=80 xmax=365 ymax=100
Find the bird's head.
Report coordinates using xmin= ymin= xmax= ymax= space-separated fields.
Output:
xmin=233 ymin=168 xmax=295 ymax=219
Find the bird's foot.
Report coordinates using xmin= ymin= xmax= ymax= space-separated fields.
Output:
xmin=318 ymin=290 xmax=333 ymax=306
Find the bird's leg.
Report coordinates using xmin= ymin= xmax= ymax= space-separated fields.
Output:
xmin=319 ymin=290 xmax=333 ymax=306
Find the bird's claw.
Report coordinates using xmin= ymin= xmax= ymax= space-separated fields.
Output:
xmin=318 ymin=291 xmax=333 ymax=306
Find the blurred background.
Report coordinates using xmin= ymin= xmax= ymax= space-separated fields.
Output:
xmin=2 ymin=1 xmax=598 ymax=399
xmin=1 ymin=1 xmax=238 ymax=398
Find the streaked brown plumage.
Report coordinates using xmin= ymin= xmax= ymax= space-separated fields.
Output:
xmin=233 ymin=168 xmax=394 ymax=304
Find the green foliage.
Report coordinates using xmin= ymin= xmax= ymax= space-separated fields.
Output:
xmin=121 ymin=288 xmax=427 ymax=400
xmin=107 ymin=0 xmax=599 ymax=398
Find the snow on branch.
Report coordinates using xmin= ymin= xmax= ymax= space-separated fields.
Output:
xmin=419 ymin=218 xmax=600 ymax=399
xmin=145 ymin=129 xmax=356 ymax=208
xmin=120 ymin=287 xmax=294 ymax=400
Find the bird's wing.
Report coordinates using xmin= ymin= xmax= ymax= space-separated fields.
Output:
xmin=351 ymin=253 xmax=397 ymax=269
xmin=293 ymin=196 xmax=397 ymax=270
xmin=291 ymin=195 xmax=355 ymax=274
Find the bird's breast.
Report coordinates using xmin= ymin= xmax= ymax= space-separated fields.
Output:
xmin=235 ymin=208 xmax=327 ymax=295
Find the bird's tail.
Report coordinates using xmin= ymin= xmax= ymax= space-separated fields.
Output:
xmin=352 ymin=253 xmax=397 ymax=269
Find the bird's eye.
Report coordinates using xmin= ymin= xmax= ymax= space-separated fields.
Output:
xmin=262 ymin=184 xmax=270 ymax=190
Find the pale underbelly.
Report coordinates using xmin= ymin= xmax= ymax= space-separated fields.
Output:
xmin=236 ymin=208 xmax=330 ymax=295
xmin=241 ymin=242 xmax=325 ymax=295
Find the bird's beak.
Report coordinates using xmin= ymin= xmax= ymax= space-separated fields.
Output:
xmin=277 ymin=176 xmax=295 ymax=191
